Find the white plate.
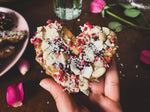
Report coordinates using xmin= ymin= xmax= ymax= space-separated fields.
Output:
xmin=0 ymin=7 xmax=29 ymax=76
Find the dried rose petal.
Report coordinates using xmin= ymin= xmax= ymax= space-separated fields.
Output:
xmin=140 ymin=50 xmax=150 ymax=65
xmin=46 ymin=19 xmax=51 ymax=24
xmin=6 ymin=83 xmax=24 ymax=107
xmin=90 ymin=0 xmax=106 ymax=13
xmin=17 ymin=58 xmax=30 ymax=75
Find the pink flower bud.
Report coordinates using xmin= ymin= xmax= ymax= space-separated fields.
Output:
xmin=6 ymin=83 xmax=24 ymax=107
xmin=140 ymin=50 xmax=150 ymax=65
xmin=17 ymin=58 xmax=30 ymax=75
xmin=90 ymin=0 xmax=106 ymax=13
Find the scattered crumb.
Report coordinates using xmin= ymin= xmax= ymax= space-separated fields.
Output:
xmin=122 ymin=74 xmax=126 ymax=77
xmin=77 ymin=19 xmax=80 ymax=22
xmin=116 ymin=53 xmax=119 ymax=58
xmin=41 ymin=70 xmax=44 ymax=73
xmin=120 ymin=63 xmax=124 ymax=67
xmin=46 ymin=101 xmax=50 ymax=104
xmin=136 ymin=74 xmax=139 ymax=78
xmin=136 ymin=65 xmax=139 ymax=69
xmin=119 ymin=71 xmax=122 ymax=74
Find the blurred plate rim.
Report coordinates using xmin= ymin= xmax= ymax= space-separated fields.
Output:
xmin=0 ymin=7 xmax=29 ymax=76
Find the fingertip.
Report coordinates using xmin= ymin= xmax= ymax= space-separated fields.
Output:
xmin=40 ymin=78 xmax=78 ymax=112
xmin=105 ymin=59 xmax=120 ymax=102
xmin=40 ymin=78 xmax=63 ymax=94
xmin=109 ymin=58 xmax=117 ymax=72
xmin=39 ymin=78 xmax=53 ymax=92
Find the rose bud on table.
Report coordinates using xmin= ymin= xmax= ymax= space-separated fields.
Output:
xmin=6 ymin=82 xmax=24 ymax=107
xmin=17 ymin=58 xmax=30 ymax=75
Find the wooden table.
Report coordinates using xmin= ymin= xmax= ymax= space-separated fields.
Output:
xmin=0 ymin=0 xmax=150 ymax=112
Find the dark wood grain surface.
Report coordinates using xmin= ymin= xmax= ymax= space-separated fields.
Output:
xmin=0 ymin=0 xmax=150 ymax=112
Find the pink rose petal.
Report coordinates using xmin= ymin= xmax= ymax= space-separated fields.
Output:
xmin=90 ymin=0 xmax=106 ymax=13
xmin=6 ymin=83 xmax=24 ymax=107
xmin=17 ymin=58 xmax=30 ymax=75
xmin=46 ymin=19 xmax=52 ymax=24
xmin=140 ymin=50 xmax=150 ymax=65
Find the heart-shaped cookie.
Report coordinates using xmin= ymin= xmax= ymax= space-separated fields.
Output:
xmin=31 ymin=20 xmax=117 ymax=95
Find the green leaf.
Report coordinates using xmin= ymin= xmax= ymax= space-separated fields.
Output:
xmin=54 ymin=1 xmax=58 ymax=7
xmin=73 ymin=0 xmax=79 ymax=8
xmin=101 ymin=10 xmax=105 ymax=18
xmin=108 ymin=21 xmax=122 ymax=32
xmin=124 ymin=9 xmax=141 ymax=18
xmin=115 ymin=25 xmax=123 ymax=32
xmin=104 ymin=6 xmax=110 ymax=10
xmin=119 ymin=3 xmax=136 ymax=9
xmin=135 ymin=17 xmax=144 ymax=22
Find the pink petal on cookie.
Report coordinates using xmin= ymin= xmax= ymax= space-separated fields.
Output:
xmin=140 ymin=50 xmax=150 ymax=65
xmin=6 ymin=83 xmax=24 ymax=107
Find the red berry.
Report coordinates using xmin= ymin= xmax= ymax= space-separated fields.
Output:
xmin=77 ymin=39 xmax=82 ymax=46
xmin=34 ymin=45 xmax=37 ymax=48
xmin=72 ymin=45 xmax=75 ymax=48
xmin=54 ymin=38 xmax=58 ymax=42
xmin=71 ymin=74 xmax=76 ymax=79
xmin=81 ymin=40 xmax=85 ymax=45
xmin=110 ymin=38 xmax=114 ymax=43
xmin=57 ymin=52 xmax=60 ymax=56
xmin=94 ymin=57 xmax=98 ymax=62
xmin=53 ymin=74 xmax=57 ymax=79
xmin=107 ymin=57 xmax=111 ymax=63
xmin=67 ymin=54 xmax=71 ymax=59
xmin=108 ymin=47 xmax=112 ymax=51
xmin=55 ymin=21 xmax=58 ymax=24
xmin=78 ymin=35 xmax=83 ymax=37
xmin=37 ymin=53 xmax=43 ymax=58
xmin=63 ymin=46 xmax=67 ymax=50
xmin=30 ymin=38 xmax=35 ymax=44
xmin=59 ymin=70 xmax=63 ymax=76
xmin=78 ymin=49 xmax=82 ymax=53
xmin=85 ymin=22 xmax=90 ymax=25
xmin=36 ymin=38 xmax=42 ymax=43
xmin=81 ymin=61 xmax=85 ymax=65
xmin=46 ymin=20 xmax=51 ymax=24
xmin=88 ymin=35 xmax=91 ymax=38
xmin=84 ymin=27 xmax=88 ymax=31
xmin=88 ymin=25 xmax=93 ymax=29
xmin=92 ymin=33 xmax=96 ymax=36
xmin=69 ymin=42 xmax=72 ymax=47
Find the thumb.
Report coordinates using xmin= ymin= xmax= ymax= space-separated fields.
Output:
xmin=40 ymin=78 xmax=78 ymax=112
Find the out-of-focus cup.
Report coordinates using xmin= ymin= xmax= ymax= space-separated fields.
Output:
xmin=53 ymin=0 xmax=82 ymax=20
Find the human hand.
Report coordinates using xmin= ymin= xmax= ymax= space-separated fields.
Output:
xmin=39 ymin=59 xmax=122 ymax=112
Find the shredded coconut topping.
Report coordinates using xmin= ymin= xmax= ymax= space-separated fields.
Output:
xmin=31 ymin=21 xmax=118 ymax=95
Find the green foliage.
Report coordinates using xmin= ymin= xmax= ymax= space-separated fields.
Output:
xmin=104 ymin=3 xmax=150 ymax=30
xmin=124 ymin=9 xmax=141 ymax=18
xmin=73 ymin=0 xmax=79 ymax=8
xmin=119 ymin=3 xmax=136 ymax=9
xmin=102 ymin=6 xmax=110 ymax=18
xmin=135 ymin=17 xmax=144 ymax=22
xmin=108 ymin=21 xmax=122 ymax=32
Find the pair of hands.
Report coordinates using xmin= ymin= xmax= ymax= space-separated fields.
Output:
xmin=39 ymin=60 xmax=122 ymax=112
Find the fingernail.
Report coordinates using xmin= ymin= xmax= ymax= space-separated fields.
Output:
xmin=40 ymin=81 xmax=46 ymax=88
xmin=39 ymin=80 xmax=49 ymax=91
